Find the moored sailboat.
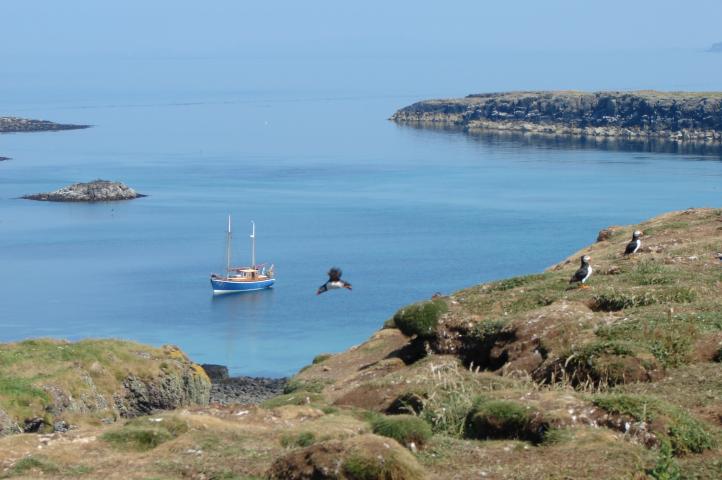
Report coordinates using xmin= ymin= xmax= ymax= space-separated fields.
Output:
xmin=210 ymin=217 xmax=275 ymax=294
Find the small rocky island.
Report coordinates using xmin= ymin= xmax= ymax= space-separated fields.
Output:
xmin=391 ymin=90 xmax=722 ymax=142
xmin=0 ymin=116 xmax=89 ymax=133
xmin=23 ymin=180 xmax=145 ymax=202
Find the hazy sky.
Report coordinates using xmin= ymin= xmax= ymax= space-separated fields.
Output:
xmin=3 ymin=0 xmax=722 ymax=59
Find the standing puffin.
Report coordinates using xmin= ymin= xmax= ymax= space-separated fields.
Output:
xmin=624 ymin=230 xmax=643 ymax=255
xmin=317 ymin=267 xmax=352 ymax=295
xmin=569 ymin=255 xmax=592 ymax=289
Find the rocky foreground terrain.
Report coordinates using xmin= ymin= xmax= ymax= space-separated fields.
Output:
xmin=22 ymin=180 xmax=144 ymax=202
xmin=392 ymin=91 xmax=722 ymax=142
xmin=1 ymin=208 xmax=721 ymax=479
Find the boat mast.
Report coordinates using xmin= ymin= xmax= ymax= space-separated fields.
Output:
xmin=250 ymin=221 xmax=256 ymax=267
xmin=226 ymin=215 xmax=232 ymax=275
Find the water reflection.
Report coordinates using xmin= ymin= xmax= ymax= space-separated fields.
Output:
xmin=395 ymin=122 xmax=722 ymax=158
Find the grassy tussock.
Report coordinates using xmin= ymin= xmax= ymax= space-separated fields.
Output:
xmin=393 ymin=299 xmax=448 ymax=338
xmin=312 ymin=354 xmax=332 ymax=364
xmin=280 ymin=431 xmax=317 ymax=448
xmin=464 ymin=397 xmax=546 ymax=443
xmin=371 ymin=414 xmax=433 ymax=448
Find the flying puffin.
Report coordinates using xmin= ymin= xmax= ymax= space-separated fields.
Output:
xmin=624 ymin=230 xmax=643 ymax=255
xmin=569 ymin=255 xmax=592 ymax=288
xmin=317 ymin=267 xmax=352 ymax=295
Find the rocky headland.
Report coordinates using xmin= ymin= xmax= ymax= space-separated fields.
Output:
xmin=0 ymin=116 xmax=89 ymax=133
xmin=391 ymin=91 xmax=722 ymax=142
xmin=1 ymin=208 xmax=721 ymax=479
xmin=22 ymin=180 xmax=145 ymax=202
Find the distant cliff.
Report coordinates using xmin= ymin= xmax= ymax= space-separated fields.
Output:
xmin=391 ymin=91 xmax=722 ymax=142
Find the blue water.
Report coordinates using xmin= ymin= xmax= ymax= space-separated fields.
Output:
xmin=1 ymin=53 xmax=721 ymax=376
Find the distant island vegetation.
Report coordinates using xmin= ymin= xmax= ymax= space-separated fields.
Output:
xmin=392 ymin=91 xmax=722 ymax=142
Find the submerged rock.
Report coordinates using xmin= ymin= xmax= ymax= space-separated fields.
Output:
xmin=23 ymin=179 xmax=145 ymax=202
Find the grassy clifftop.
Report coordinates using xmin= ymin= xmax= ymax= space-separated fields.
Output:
xmin=0 ymin=209 xmax=720 ymax=479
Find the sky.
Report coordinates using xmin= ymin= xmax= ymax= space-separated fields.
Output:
xmin=2 ymin=0 xmax=722 ymax=60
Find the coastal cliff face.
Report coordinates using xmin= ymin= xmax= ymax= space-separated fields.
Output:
xmin=391 ymin=91 xmax=722 ymax=141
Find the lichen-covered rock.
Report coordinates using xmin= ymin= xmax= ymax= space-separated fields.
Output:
xmin=23 ymin=179 xmax=144 ymax=202
xmin=392 ymin=91 xmax=722 ymax=142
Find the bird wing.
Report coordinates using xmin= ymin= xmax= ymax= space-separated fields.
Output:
xmin=328 ymin=267 xmax=342 ymax=282
xmin=570 ymin=266 xmax=586 ymax=283
xmin=624 ymin=240 xmax=636 ymax=255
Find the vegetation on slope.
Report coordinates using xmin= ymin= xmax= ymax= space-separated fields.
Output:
xmin=0 ymin=208 xmax=720 ymax=479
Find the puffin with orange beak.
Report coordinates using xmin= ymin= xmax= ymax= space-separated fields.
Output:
xmin=569 ymin=255 xmax=592 ymax=289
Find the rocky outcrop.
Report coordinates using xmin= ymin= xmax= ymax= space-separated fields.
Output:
xmin=23 ymin=180 xmax=145 ymax=202
xmin=115 ymin=370 xmax=211 ymax=417
xmin=0 ymin=156 xmax=9 ymax=162
xmin=0 ymin=409 xmax=21 ymax=436
xmin=0 ymin=340 xmax=210 ymax=436
xmin=0 ymin=116 xmax=89 ymax=133
xmin=391 ymin=91 xmax=722 ymax=142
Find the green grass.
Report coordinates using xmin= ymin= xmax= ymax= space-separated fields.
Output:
xmin=312 ymin=354 xmax=332 ymax=364
xmin=393 ymin=299 xmax=448 ymax=338
xmin=629 ymin=260 xmax=674 ymax=286
xmin=464 ymin=397 xmax=545 ymax=443
xmin=371 ymin=414 xmax=433 ymax=448
xmin=342 ymin=451 xmax=424 ymax=480
xmin=487 ymin=273 xmax=549 ymax=292
xmin=280 ymin=431 xmax=316 ymax=448
xmin=592 ymin=394 xmax=716 ymax=455
xmin=101 ymin=416 xmax=188 ymax=451
xmin=0 ymin=375 xmax=50 ymax=419
xmin=283 ymin=378 xmax=329 ymax=394
xmin=1 ymin=456 xmax=60 ymax=478
xmin=594 ymin=310 xmax=703 ymax=368
xmin=648 ymin=440 xmax=681 ymax=480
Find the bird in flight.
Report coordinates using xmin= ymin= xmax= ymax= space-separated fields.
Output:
xmin=317 ymin=267 xmax=352 ymax=295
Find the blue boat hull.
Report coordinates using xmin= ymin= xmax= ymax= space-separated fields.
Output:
xmin=210 ymin=277 xmax=275 ymax=294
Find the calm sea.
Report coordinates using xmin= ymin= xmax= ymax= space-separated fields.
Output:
xmin=1 ymin=53 xmax=721 ymax=376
